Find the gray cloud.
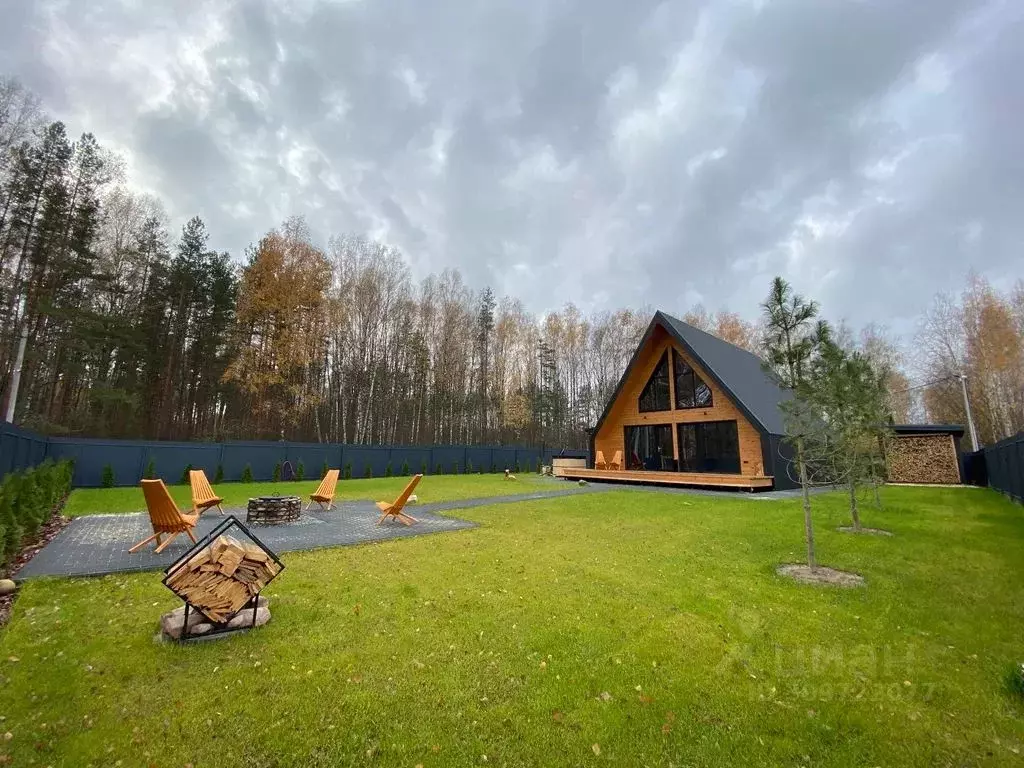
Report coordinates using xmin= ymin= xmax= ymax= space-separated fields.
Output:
xmin=2 ymin=0 xmax=1021 ymax=342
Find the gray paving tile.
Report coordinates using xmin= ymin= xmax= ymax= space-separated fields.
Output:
xmin=16 ymin=487 xmax=608 ymax=579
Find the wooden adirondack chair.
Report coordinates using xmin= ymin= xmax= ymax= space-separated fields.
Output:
xmin=130 ymin=479 xmax=199 ymax=554
xmin=595 ymin=451 xmax=608 ymax=469
xmin=306 ymin=469 xmax=340 ymax=511
xmin=189 ymin=469 xmax=224 ymax=515
xmin=376 ymin=474 xmax=423 ymax=526
xmin=609 ymin=450 xmax=622 ymax=470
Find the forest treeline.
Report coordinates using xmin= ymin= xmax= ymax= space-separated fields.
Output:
xmin=1 ymin=76 xmax=1022 ymax=447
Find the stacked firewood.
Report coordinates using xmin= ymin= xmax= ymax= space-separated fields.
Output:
xmin=165 ymin=535 xmax=281 ymax=623
xmin=886 ymin=435 xmax=960 ymax=484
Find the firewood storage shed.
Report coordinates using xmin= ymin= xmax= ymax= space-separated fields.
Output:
xmin=885 ymin=425 xmax=965 ymax=485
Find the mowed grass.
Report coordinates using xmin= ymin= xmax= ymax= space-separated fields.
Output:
xmin=62 ymin=473 xmax=551 ymax=516
xmin=2 ymin=484 xmax=1024 ymax=766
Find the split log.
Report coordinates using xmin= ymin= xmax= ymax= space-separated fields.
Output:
xmin=166 ymin=535 xmax=281 ymax=623
xmin=885 ymin=435 xmax=960 ymax=484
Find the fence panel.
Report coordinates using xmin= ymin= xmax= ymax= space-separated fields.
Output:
xmin=143 ymin=442 xmax=222 ymax=483
xmin=982 ymin=432 xmax=1024 ymax=503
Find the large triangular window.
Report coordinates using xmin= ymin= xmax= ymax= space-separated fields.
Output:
xmin=638 ymin=351 xmax=671 ymax=412
xmin=674 ymin=349 xmax=713 ymax=409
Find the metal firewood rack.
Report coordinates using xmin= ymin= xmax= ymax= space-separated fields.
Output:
xmin=161 ymin=516 xmax=285 ymax=642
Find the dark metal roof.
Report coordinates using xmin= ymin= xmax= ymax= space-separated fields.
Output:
xmin=892 ymin=424 xmax=965 ymax=436
xmin=591 ymin=311 xmax=792 ymax=438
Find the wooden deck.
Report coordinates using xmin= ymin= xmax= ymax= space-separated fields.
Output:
xmin=556 ymin=467 xmax=774 ymax=490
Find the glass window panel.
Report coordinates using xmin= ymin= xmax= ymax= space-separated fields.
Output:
xmin=624 ymin=424 xmax=675 ymax=472
xmin=676 ymin=421 xmax=740 ymax=473
xmin=673 ymin=350 xmax=713 ymax=410
xmin=639 ymin=351 xmax=671 ymax=412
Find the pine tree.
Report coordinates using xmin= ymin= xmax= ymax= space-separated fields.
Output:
xmin=241 ymin=464 xmax=253 ymax=483
xmin=101 ymin=463 xmax=115 ymax=488
xmin=296 ymin=460 xmax=305 ymax=481
xmin=214 ymin=464 xmax=224 ymax=483
xmin=144 ymin=457 xmax=156 ymax=480
xmin=761 ymin=277 xmax=827 ymax=570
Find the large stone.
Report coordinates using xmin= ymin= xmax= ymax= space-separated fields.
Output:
xmin=160 ymin=606 xmax=208 ymax=640
xmin=226 ymin=606 xmax=271 ymax=630
xmin=0 ymin=579 xmax=16 ymax=596
xmin=160 ymin=599 xmax=271 ymax=639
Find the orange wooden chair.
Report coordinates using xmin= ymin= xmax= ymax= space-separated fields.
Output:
xmin=609 ymin=450 xmax=622 ymax=470
xmin=130 ymin=479 xmax=199 ymax=554
xmin=306 ymin=469 xmax=340 ymax=511
xmin=376 ymin=474 xmax=423 ymax=526
xmin=189 ymin=469 xmax=224 ymax=515
xmin=595 ymin=451 xmax=608 ymax=469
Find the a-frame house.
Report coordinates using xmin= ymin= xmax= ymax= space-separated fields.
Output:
xmin=564 ymin=311 xmax=798 ymax=491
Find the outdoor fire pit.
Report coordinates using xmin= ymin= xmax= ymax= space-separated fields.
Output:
xmin=246 ymin=495 xmax=302 ymax=525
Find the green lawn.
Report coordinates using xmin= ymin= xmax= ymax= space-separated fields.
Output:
xmin=2 ymin=481 xmax=1023 ymax=766
xmin=62 ymin=473 xmax=552 ymax=516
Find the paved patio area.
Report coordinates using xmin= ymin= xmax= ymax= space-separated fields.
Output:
xmin=17 ymin=487 xmax=608 ymax=579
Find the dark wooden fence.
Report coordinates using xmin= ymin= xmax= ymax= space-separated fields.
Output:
xmin=967 ymin=432 xmax=1024 ymax=503
xmin=0 ymin=423 xmax=587 ymax=488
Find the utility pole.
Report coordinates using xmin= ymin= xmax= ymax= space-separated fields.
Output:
xmin=960 ymin=373 xmax=979 ymax=452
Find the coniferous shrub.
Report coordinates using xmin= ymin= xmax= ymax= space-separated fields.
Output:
xmin=101 ymin=463 xmax=115 ymax=488
xmin=514 ymin=459 xmax=522 ymax=473
xmin=214 ymin=464 xmax=224 ymax=483
xmin=421 ymin=460 xmax=428 ymax=475
xmin=16 ymin=473 xmax=42 ymax=538
xmin=490 ymin=462 xmax=497 ymax=474
xmin=296 ymin=461 xmax=305 ymax=481
xmin=364 ymin=464 xmax=373 ymax=479
xmin=144 ymin=457 xmax=156 ymax=480
xmin=343 ymin=462 xmax=353 ymax=480
xmin=0 ymin=478 xmax=21 ymax=562
xmin=452 ymin=461 xmax=460 ymax=475
xmin=435 ymin=463 xmax=444 ymax=475
xmin=272 ymin=462 xmax=282 ymax=482
xmin=241 ymin=464 xmax=254 ymax=483
xmin=322 ymin=460 xmax=330 ymax=479
xmin=401 ymin=460 xmax=410 ymax=476
xmin=385 ymin=462 xmax=393 ymax=477
xmin=466 ymin=459 xmax=474 ymax=474
xmin=181 ymin=463 xmax=194 ymax=485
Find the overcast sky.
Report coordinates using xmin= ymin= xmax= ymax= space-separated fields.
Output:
xmin=2 ymin=0 xmax=1021 ymax=339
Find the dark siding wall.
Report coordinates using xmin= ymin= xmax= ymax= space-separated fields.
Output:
xmin=762 ymin=433 xmax=800 ymax=491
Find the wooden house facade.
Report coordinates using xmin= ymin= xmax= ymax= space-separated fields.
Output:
xmin=558 ymin=311 xmax=798 ymax=491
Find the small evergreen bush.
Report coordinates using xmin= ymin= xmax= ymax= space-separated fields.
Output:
xmin=452 ymin=461 xmax=459 ymax=475
xmin=466 ymin=459 xmax=474 ymax=474
xmin=490 ymin=462 xmax=497 ymax=474
xmin=101 ymin=463 xmax=115 ymax=488
xmin=514 ymin=459 xmax=522 ymax=473
xmin=401 ymin=460 xmax=410 ymax=476
xmin=435 ymin=463 xmax=444 ymax=475
xmin=421 ymin=460 xmax=428 ymax=475
xmin=181 ymin=463 xmax=193 ymax=485
xmin=343 ymin=462 xmax=353 ymax=480
xmin=364 ymin=464 xmax=373 ymax=479
xmin=0 ymin=483 xmax=20 ymax=563
xmin=241 ymin=464 xmax=254 ymax=483
xmin=214 ymin=464 xmax=224 ymax=483
xmin=296 ymin=460 xmax=305 ymax=481
xmin=144 ymin=457 xmax=156 ymax=480
xmin=272 ymin=462 xmax=282 ymax=482
xmin=322 ymin=460 xmax=330 ymax=479
xmin=385 ymin=462 xmax=393 ymax=477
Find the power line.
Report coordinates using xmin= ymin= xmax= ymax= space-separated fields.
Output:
xmin=892 ymin=375 xmax=960 ymax=395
